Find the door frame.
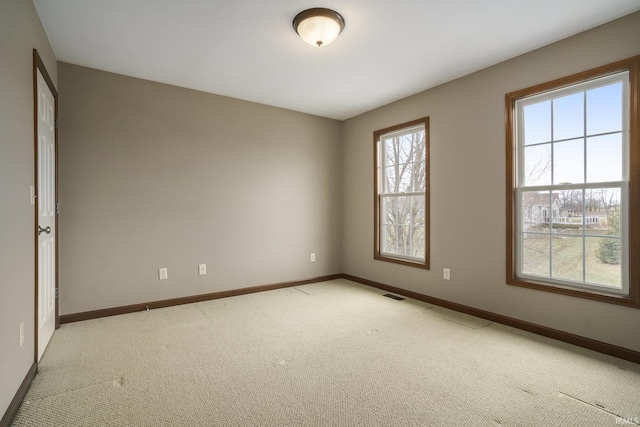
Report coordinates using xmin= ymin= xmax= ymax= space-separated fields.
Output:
xmin=33 ymin=49 xmax=59 ymax=363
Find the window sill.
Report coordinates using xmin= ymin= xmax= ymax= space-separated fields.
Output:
xmin=375 ymin=254 xmax=429 ymax=270
xmin=506 ymin=276 xmax=640 ymax=308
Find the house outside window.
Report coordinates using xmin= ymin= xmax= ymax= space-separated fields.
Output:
xmin=374 ymin=117 xmax=430 ymax=269
xmin=506 ymin=57 xmax=639 ymax=307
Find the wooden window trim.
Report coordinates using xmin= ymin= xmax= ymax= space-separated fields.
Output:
xmin=374 ymin=117 xmax=430 ymax=269
xmin=505 ymin=56 xmax=640 ymax=308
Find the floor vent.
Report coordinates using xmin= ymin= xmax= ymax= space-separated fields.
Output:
xmin=383 ymin=293 xmax=405 ymax=301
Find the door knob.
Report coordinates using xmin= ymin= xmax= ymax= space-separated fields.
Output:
xmin=38 ymin=226 xmax=51 ymax=235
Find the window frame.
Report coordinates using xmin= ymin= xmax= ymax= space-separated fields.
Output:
xmin=374 ymin=117 xmax=430 ymax=269
xmin=506 ymin=56 xmax=640 ymax=308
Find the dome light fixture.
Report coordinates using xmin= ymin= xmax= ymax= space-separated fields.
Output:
xmin=293 ymin=8 xmax=345 ymax=47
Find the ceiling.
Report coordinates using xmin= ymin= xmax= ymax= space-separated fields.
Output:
xmin=33 ymin=0 xmax=640 ymax=120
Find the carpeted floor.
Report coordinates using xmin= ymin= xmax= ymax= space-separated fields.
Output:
xmin=11 ymin=279 xmax=640 ymax=426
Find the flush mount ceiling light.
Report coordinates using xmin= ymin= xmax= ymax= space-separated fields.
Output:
xmin=293 ymin=8 xmax=345 ymax=47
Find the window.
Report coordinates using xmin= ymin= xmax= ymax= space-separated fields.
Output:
xmin=506 ymin=57 xmax=639 ymax=307
xmin=374 ymin=117 xmax=429 ymax=268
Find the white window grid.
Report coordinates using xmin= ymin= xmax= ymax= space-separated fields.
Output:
xmin=514 ymin=72 xmax=630 ymax=295
xmin=379 ymin=124 xmax=426 ymax=263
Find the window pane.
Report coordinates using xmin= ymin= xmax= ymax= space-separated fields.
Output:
xmin=383 ymin=128 xmax=425 ymax=194
xmin=381 ymin=196 xmax=425 ymax=258
xmin=384 ymin=165 xmax=412 ymax=193
xmin=553 ymin=92 xmax=584 ymax=141
xmin=381 ymin=225 xmax=397 ymax=254
xmin=382 ymin=196 xmax=411 ymax=225
xmin=383 ymin=166 xmax=396 ymax=193
xmin=524 ymin=100 xmax=551 ymax=145
xmin=587 ymin=82 xmax=623 ymax=136
xmin=402 ymin=226 xmax=414 ymax=257
xmin=553 ymin=139 xmax=584 ymax=184
xmin=556 ymin=190 xmax=582 ymax=236
xmin=412 ymin=226 xmax=426 ymax=258
xmin=523 ymin=144 xmax=551 ymax=186
xmin=584 ymin=188 xmax=621 ymax=237
xmin=586 ymin=134 xmax=622 ymax=183
xmin=521 ymin=191 xmax=550 ymax=232
xmin=384 ymin=137 xmax=411 ymax=167
xmin=383 ymin=162 xmax=426 ymax=194
xmin=554 ymin=189 xmax=615 ymax=237
xmin=411 ymin=162 xmax=426 ymax=192
xmin=557 ymin=186 xmax=580 ymax=216
xmin=385 ymin=226 xmax=410 ymax=257
xmin=522 ymin=233 xmax=550 ymax=277
xmin=587 ymin=237 xmax=622 ymax=288
xmin=382 ymin=225 xmax=424 ymax=258
xmin=410 ymin=196 xmax=425 ymax=227
xmin=394 ymin=225 xmax=409 ymax=256
xmin=552 ymin=236 xmax=583 ymax=282
xmin=383 ymin=131 xmax=424 ymax=167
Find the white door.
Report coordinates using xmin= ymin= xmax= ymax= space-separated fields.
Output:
xmin=37 ymin=69 xmax=56 ymax=361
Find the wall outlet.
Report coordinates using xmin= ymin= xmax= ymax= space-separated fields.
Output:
xmin=198 ymin=264 xmax=207 ymax=275
xmin=158 ymin=268 xmax=168 ymax=280
xmin=310 ymin=253 xmax=316 ymax=263
xmin=19 ymin=322 xmax=24 ymax=347
xmin=443 ymin=268 xmax=451 ymax=281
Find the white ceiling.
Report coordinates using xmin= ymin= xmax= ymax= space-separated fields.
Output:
xmin=33 ymin=0 xmax=640 ymax=120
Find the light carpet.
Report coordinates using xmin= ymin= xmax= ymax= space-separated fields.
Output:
xmin=11 ymin=279 xmax=640 ymax=426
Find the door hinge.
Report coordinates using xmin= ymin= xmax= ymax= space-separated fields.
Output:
xmin=55 ymin=288 xmax=59 ymax=298
xmin=56 ymin=203 xmax=59 ymax=214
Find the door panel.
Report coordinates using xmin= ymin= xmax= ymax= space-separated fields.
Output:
xmin=37 ymin=69 xmax=56 ymax=362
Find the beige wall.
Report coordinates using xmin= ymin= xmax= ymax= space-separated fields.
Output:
xmin=342 ymin=11 xmax=640 ymax=352
xmin=58 ymin=63 xmax=343 ymax=315
xmin=0 ymin=0 xmax=57 ymax=418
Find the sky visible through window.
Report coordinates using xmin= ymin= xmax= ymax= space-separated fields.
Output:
xmin=523 ymin=81 xmax=623 ymax=186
